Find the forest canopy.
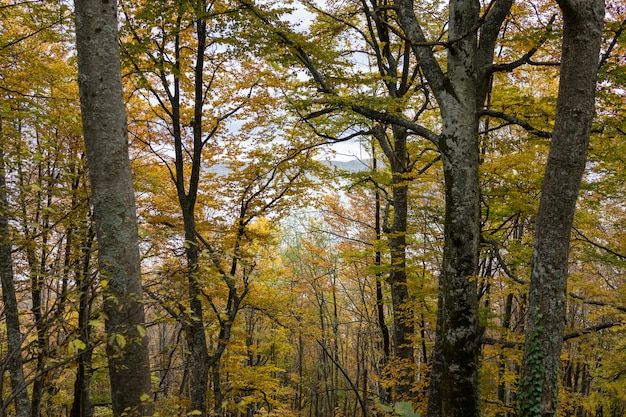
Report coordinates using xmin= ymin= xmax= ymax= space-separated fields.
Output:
xmin=0 ymin=1 xmax=625 ymax=417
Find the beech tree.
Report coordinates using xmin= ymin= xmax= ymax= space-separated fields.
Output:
xmin=518 ymin=1 xmax=605 ymax=416
xmin=73 ymin=0 xmax=153 ymax=415
xmin=239 ymin=0 xmax=512 ymax=413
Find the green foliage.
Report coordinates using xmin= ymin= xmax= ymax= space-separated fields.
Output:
xmin=1 ymin=1 xmax=626 ymax=417
xmin=376 ymin=400 xmax=421 ymax=417
xmin=519 ymin=309 xmax=546 ymax=417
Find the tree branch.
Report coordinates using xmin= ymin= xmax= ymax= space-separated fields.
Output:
xmin=480 ymin=109 xmax=552 ymax=138
xmin=239 ymin=0 xmax=334 ymax=94
xmin=491 ymin=15 xmax=556 ymax=73
xmin=478 ymin=0 xmax=514 ymax=72
xmin=569 ymin=293 xmax=626 ymax=314
xmin=352 ymin=105 xmax=439 ymax=145
xmin=563 ymin=321 xmax=623 ymax=341
xmin=572 ymin=226 xmax=626 ymax=260
xmin=598 ymin=17 xmax=626 ymax=69
xmin=482 ymin=321 xmax=625 ymax=347
xmin=481 ymin=236 xmax=528 ymax=285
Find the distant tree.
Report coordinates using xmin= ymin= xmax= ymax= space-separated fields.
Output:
xmin=0 ymin=128 xmax=31 ymax=417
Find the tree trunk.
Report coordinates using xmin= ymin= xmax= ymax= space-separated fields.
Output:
xmin=74 ymin=1 xmax=154 ymax=415
xmin=182 ymin=209 xmax=210 ymax=417
xmin=0 ymin=125 xmax=31 ymax=417
xmin=71 ymin=225 xmax=96 ymax=417
xmin=388 ymin=131 xmax=415 ymax=400
xmin=171 ymin=12 xmax=211 ymax=416
xmin=428 ymin=97 xmax=481 ymax=417
xmin=424 ymin=0 xmax=483 ymax=414
xmin=373 ymin=151 xmax=391 ymax=404
xmin=373 ymin=124 xmax=415 ymax=400
xmin=392 ymin=1 xmax=513 ymax=414
xmin=518 ymin=2 xmax=604 ymax=416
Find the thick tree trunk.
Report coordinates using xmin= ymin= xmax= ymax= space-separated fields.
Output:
xmin=427 ymin=1 xmax=483 ymax=415
xmin=428 ymin=106 xmax=481 ymax=417
xmin=74 ymin=1 xmax=154 ymax=415
xmin=518 ymin=2 xmax=604 ymax=417
xmin=392 ymin=1 xmax=512 ymax=414
xmin=0 ymin=136 xmax=31 ymax=417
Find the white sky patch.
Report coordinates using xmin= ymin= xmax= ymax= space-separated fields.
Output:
xmin=323 ymin=139 xmax=369 ymax=162
xmin=285 ymin=2 xmax=316 ymax=33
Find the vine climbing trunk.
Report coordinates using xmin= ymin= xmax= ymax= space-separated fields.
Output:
xmin=518 ymin=1 xmax=605 ymax=416
xmin=74 ymin=0 xmax=154 ymax=415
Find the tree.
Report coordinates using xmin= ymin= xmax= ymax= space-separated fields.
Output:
xmin=240 ymin=0 xmax=513 ymax=413
xmin=73 ymin=0 xmax=153 ymax=415
xmin=1 ymin=2 xmax=84 ymax=415
xmin=0 ymin=125 xmax=31 ymax=417
xmin=518 ymin=1 xmax=605 ymax=416
xmin=120 ymin=1 xmax=261 ymax=413
xmin=0 ymin=0 xmax=623 ymax=415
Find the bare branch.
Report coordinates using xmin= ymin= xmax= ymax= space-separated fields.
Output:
xmin=482 ymin=321 xmax=625 ymax=347
xmin=480 ymin=109 xmax=552 ymax=138
xmin=599 ymin=17 xmax=626 ymax=69
xmin=569 ymin=293 xmax=626 ymax=314
xmin=572 ymin=226 xmax=626 ymax=260
xmin=563 ymin=321 xmax=624 ymax=340
xmin=481 ymin=236 xmax=528 ymax=285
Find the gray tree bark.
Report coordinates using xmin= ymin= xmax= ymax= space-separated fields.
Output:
xmin=393 ymin=1 xmax=513 ymax=415
xmin=518 ymin=2 xmax=605 ymax=416
xmin=0 ymin=124 xmax=31 ymax=417
xmin=355 ymin=3 xmax=511 ymax=407
xmin=74 ymin=1 xmax=154 ymax=415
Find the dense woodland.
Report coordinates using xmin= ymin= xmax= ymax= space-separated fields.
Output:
xmin=1 ymin=0 xmax=625 ymax=417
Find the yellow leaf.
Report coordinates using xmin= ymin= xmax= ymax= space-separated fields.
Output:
xmin=115 ymin=334 xmax=126 ymax=349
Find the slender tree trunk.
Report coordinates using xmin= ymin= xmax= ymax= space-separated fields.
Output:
xmin=164 ymin=9 xmax=211 ymax=416
xmin=74 ymin=1 xmax=154 ymax=415
xmin=71 ymin=225 xmax=95 ymax=417
xmin=373 ymin=125 xmax=415 ymax=400
xmin=496 ymin=293 xmax=514 ymax=417
xmin=212 ymin=365 xmax=225 ymax=417
xmin=373 ymin=150 xmax=391 ymax=404
xmin=0 ymin=126 xmax=31 ymax=417
xmin=518 ymin=2 xmax=604 ymax=416
xmin=28 ymin=243 xmax=47 ymax=417
xmin=183 ymin=209 xmax=210 ymax=417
